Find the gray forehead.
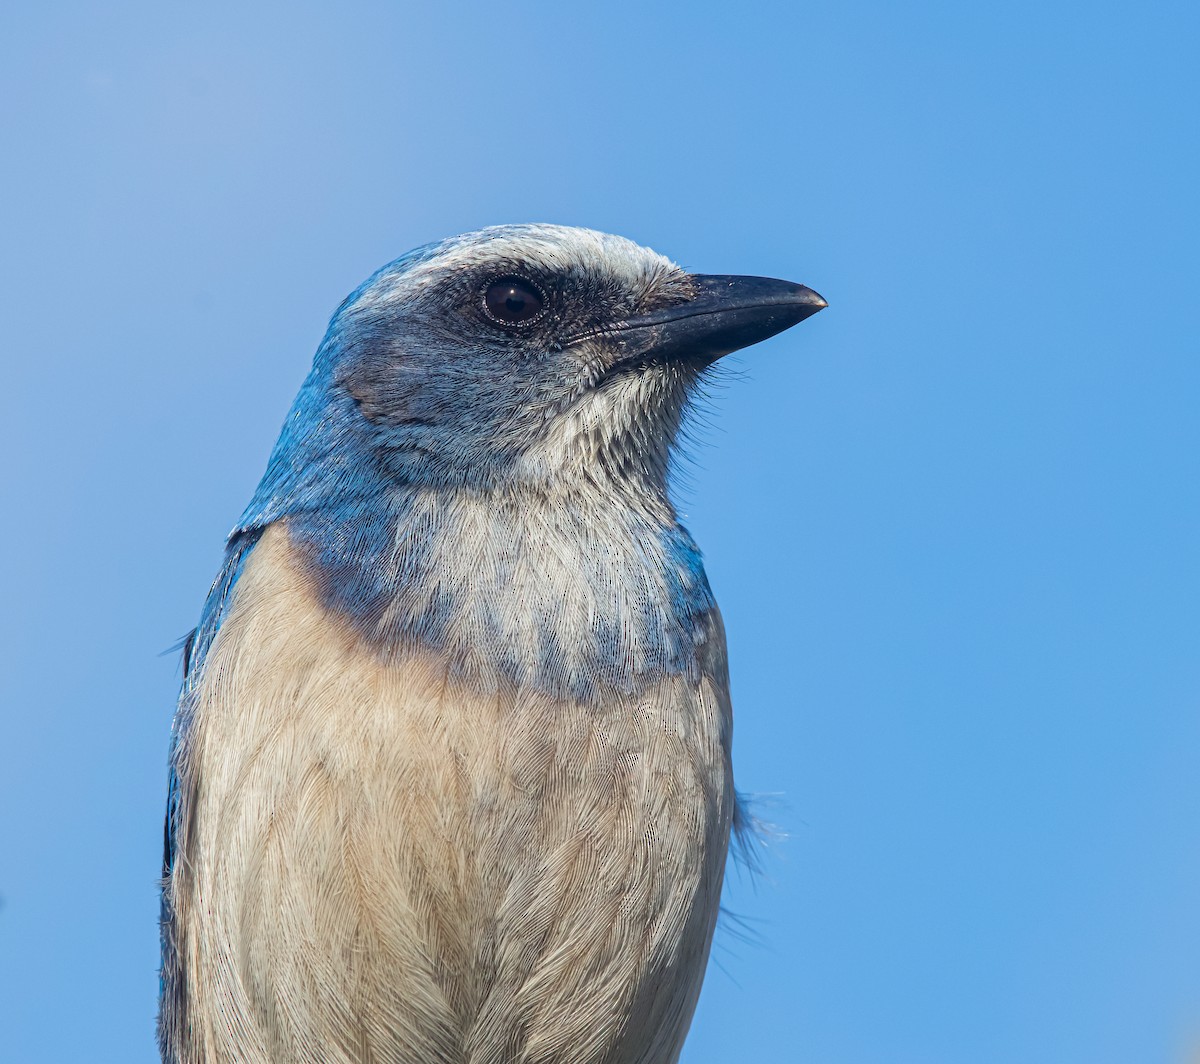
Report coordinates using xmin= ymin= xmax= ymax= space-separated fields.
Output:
xmin=350 ymin=224 xmax=682 ymax=312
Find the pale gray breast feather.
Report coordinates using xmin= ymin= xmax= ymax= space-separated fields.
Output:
xmin=163 ymin=524 xmax=735 ymax=1064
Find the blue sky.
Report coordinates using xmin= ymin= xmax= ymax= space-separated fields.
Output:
xmin=2 ymin=2 xmax=1197 ymax=1061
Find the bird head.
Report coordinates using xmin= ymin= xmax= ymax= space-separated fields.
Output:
xmin=242 ymin=225 xmax=824 ymax=528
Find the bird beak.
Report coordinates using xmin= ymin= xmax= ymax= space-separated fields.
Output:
xmin=574 ymin=274 xmax=827 ymax=369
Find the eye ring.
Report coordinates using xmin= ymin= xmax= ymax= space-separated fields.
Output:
xmin=482 ymin=276 xmax=546 ymax=327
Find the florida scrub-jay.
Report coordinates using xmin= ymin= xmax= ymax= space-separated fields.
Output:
xmin=160 ymin=225 xmax=825 ymax=1064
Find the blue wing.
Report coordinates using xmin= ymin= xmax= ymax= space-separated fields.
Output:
xmin=161 ymin=529 xmax=262 ymax=880
xmin=159 ymin=529 xmax=263 ymax=1058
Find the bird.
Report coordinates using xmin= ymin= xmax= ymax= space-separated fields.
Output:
xmin=159 ymin=224 xmax=825 ymax=1064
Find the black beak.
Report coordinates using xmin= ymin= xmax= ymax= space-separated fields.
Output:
xmin=571 ymin=274 xmax=827 ymax=369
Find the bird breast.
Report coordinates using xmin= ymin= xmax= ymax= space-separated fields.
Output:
xmin=169 ymin=525 xmax=735 ymax=1064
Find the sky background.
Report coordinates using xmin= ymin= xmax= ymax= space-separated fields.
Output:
xmin=2 ymin=2 xmax=1198 ymax=1062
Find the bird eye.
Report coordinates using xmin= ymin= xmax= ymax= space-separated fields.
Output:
xmin=483 ymin=277 xmax=545 ymax=326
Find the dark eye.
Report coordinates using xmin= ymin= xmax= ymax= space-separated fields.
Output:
xmin=483 ymin=276 xmax=545 ymax=326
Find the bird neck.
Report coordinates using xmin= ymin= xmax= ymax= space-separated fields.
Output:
xmin=279 ymin=481 xmax=719 ymax=703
